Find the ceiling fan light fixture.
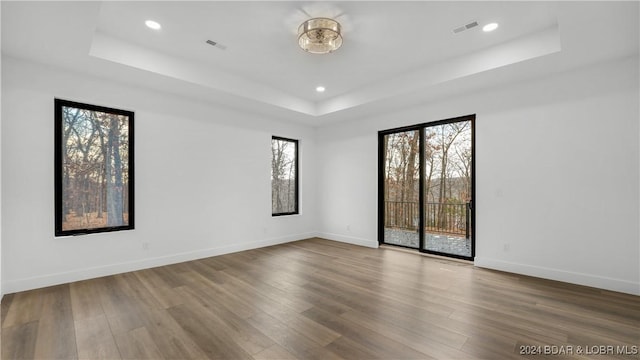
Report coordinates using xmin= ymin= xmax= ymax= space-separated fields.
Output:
xmin=298 ymin=18 xmax=342 ymax=54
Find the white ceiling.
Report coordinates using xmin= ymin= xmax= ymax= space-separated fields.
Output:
xmin=2 ymin=1 xmax=638 ymax=125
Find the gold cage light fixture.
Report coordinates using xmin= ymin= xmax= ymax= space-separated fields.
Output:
xmin=298 ymin=17 xmax=343 ymax=54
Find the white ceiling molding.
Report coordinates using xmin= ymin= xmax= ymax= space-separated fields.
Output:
xmin=90 ymin=32 xmax=316 ymax=116
xmin=317 ymin=25 xmax=561 ymax=116
xmin=1 ymin=1 xmax=637 ymax=124
xmin=90 ymin=25 xmax=561 ymax=117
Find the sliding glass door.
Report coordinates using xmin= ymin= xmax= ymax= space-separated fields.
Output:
xmin=380 ymin=129 xmax=421 ymax=249
xmin=379 ymin=115 xmax=475 ymax=260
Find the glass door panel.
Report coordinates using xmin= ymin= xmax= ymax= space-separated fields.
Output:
xmin=423 ymin=121 xmax=473 ymax=258
xmin=381 ymin=130 xmax=420 ymax=249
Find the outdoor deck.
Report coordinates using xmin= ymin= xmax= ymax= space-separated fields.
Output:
xmin=384 ymin=228 xmax=471 ymax=257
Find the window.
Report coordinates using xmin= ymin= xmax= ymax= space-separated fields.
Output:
xmin=271 ymin=136 xmax=298 ymax=215
xmin=55 ymin=99 xmax=134 ymax=236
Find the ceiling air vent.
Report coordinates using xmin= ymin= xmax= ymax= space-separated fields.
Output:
xmin=453 ymin=21 xmax=478 ymax=34
xmin=206 ymin=39 xmax=227 ymax=50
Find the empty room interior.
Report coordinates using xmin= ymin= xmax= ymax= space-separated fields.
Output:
xmin=1 ymin=1 xmax=639 ymax=359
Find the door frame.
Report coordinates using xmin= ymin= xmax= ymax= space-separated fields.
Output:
xmin=377 ymin=114 xmax=476 ymax=261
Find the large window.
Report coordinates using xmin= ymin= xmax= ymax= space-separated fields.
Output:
xmin=55 ymin=99 xmax=134 ymax=236
xmin=271 ymin=136 xmax=299 ymax=216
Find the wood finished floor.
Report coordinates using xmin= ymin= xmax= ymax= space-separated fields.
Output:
xmin=2 ymin=238 xmax=639 ymax=359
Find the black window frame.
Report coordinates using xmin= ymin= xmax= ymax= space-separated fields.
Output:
xmin=271 ymin=136 xmax=299 ymax=216
xmin=54 ymin=98 xmax=135 ymax=236
xmin=377 ymin=114 xmax=476 ymax=261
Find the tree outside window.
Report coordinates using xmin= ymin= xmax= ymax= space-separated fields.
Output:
xmin=55 ymin=99 xmax=134 ymax=236
xmin=271 ymin=137 xmax=298 ymax=216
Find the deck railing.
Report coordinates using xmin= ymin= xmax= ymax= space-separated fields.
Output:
xmin=384 ymin=201 xmax=468 ymax=236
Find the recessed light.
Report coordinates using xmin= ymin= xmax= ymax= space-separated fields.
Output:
xmin=483 ymin=23 xmax=499 ymax=32
xmin=145 ymin=20 xmax=161 ymax=30
xmin=316 ymin=86 xmax=326 ymax=93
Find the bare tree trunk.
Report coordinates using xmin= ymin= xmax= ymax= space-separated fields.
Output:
xmin=437 ymin=129 xmax=448 ymax=228
xmin=106 ymin=116 xmax=124 ymax=227
xmin=286 ymin=159 xmax=293 ymax=209
xmin=96 ymin=126 xmax=107 ymax=219
xmin=112 ymin=117 xmax=124 ymax=224
xmin=404 ymin=133 xmax=419 ymax=229
xmin=383 ymin=135 xmax=390 ymax=202
xmin=96 ymin=168 xmax=103 ymax=219
xmin=62 ymin=107 xmax=81 ymax=219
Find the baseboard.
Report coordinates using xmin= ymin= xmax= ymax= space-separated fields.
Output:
xmin=317 ymin=232 xmax=379 ymax=249
xmin=3 ymin=232 xmax=317 ymax=294
xmin=474 ymin=257 xmax=640 ymax=296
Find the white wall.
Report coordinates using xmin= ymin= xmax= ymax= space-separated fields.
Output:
xmin=1 ymin=56 xmax=318 ymax=293
xmin=2 ymin=54 xmax=638 ymax=296
xmin=0 ymin=1 xmax=4 ymax=300
xmin=317 ymin=55 xmax=640 ymax=295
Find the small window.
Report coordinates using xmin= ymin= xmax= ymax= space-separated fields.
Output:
xmin=271 ymin=136 xmax=298 ymax=216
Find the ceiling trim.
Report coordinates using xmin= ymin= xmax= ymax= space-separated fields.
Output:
xmin=90 ymin=25 xmax=561 ymax=118
xmin=318 ymin=24 xmax=561 ymax=116
xmin=90 ymin=31 xmax=316 ymax=115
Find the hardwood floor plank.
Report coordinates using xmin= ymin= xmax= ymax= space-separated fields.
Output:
xmin=132 ymin=267 xmax=192 ymax=310
xmin=149 ymin=266 xmax=188 ymax=289
xmin=196 ymin=256 xmax=229 ymax=271
xmin=1 ymin=321 xmax=38 ymax=360
xmin=134 ymin=267 xmax=182 ymax=290
xmin=301 ymin=306 xmax=430 ymax=359
xmin=1 ymin=293 xmax=15 ymax=328
xmin=461 ymin=335 xmax=523 ymax=360
xmin=176 ymin=277 xmax=258 ymax=320
xmin=189 ymin=259 xmax=228 ymax=285
xmin=113 ymin=326 xmax=165 ymax=360
xmin=33 ymin=285 xmax=78 ymax=360
xmin=339 ymin=308 xmax=471 ymax=359
xmin=253 ymin=343 xmax=299 ymax=360
xmin=215 ymin=270 xmax=312 ymax=320
xmin=167 ymin=304 xmax=254 ymax=360
xmin=114 ymin=272 xmax=165 ymax=311
xmin=141 ymin=309 xmax=210 ymax=360
xmin=94 ymin=276 xmax=137 ymax=317
xmin=70 ymin=280 xmax=105 ymax=322
xmin=285 ymin=313 xmax=341 ymax=347
xmin=95 ymin=276 xmax=153 ymax=336
xmin=2 ymin=238 xmax=638 ymax=359
xmin=132 ymin=276 xmax=184 ymax=309
xmin=247 ymin=310 xmax=344 ymax=360
xmin=285 ymin=285 xmax=354 ymax=316
xmin=324 ymin=335 xmax=386 ymax=360
xmin=2 ymin=289 xmax=44 ymax=328
xmin=179 ymin=285 xmax=275 ymax=355
xmin=527 ymin=302 xmax=639 ymax=343
xmin=74 ymin=314 xmax=121 ymax=360
xmin=449 ymin=306 xmax=570 ymax=345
